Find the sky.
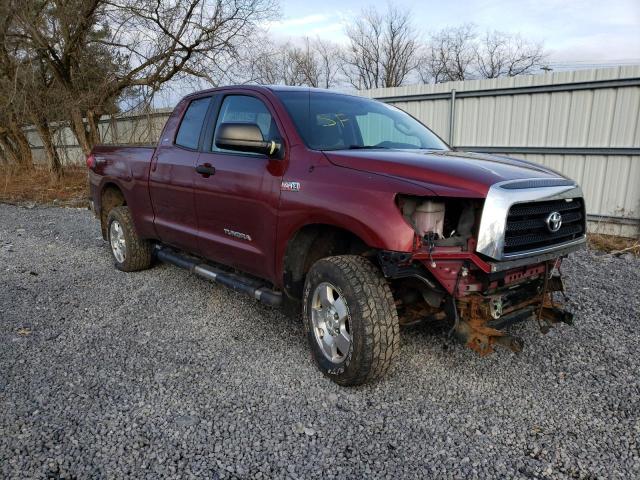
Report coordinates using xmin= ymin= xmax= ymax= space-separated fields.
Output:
xmin=150 ymin=0 xmax=639 ymax=107
xmin=266 ymin=0 xmax=640 ymax=67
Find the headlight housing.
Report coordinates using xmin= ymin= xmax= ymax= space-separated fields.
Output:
xmin=397 ymin=195 xmax=483 ymax=247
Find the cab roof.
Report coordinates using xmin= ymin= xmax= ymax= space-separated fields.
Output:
xmin=183 ymin=84 xmax=361 ymax=100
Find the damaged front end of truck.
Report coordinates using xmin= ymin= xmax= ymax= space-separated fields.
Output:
xmin=380 ymin=179 xmax=587 ymax=355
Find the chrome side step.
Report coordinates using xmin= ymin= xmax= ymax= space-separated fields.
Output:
xmin=155 ymin=247 xmax=282 ymax=306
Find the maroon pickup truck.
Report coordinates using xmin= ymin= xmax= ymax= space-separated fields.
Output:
xmin=87 ymin=85 xmax=586 ymax=385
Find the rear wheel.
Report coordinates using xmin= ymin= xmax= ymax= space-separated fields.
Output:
xmin=303 ymin=255 xmax=399 ymax=386
xmin=107 ymin=206 xmax=153 ymax=272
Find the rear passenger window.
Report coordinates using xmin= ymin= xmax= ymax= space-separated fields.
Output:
xmin=175 ymin=97 xmax=211 ymax=149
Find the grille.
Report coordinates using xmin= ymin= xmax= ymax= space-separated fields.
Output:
xmin=504 ymin=198 xmax=585 ymax=255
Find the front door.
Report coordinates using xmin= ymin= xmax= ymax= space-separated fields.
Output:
xmin=194 ymin=93 xmax=285 ymax=281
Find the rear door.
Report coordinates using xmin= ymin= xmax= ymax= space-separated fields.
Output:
xmin=149 ymin=96 xmax=212 ymax=253
xmin=194 ymin=92 xmax=285 ymax=281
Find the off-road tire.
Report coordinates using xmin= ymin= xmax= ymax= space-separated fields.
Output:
xmin=107 ymin=206 xmax=153 ymax=272
xmin=303 ymin=255 xmax=400 ymax=386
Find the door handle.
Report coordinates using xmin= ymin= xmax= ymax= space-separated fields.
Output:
xmin=195 ymin=163 xmax=216 ymax=177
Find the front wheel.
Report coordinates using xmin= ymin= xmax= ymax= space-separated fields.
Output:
xmin=303 ymin=255 xmax=400 ymax=386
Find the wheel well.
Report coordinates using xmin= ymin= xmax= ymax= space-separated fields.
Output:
xmin=100 ymin=183 xmax=126 ymax=239
xmin=282 ymin=224 xmax=373 ymax=300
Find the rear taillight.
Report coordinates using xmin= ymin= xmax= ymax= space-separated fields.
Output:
xmin=86 ymin=154 xmax=95 ymax=170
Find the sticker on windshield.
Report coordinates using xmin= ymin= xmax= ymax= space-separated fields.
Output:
xmin=317 ymin=113 xmax=349 ymax=127
xmin=281 ymin=181 xmax=301 ymax=192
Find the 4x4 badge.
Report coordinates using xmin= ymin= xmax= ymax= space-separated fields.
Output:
xmin=281 ymin=181 xmax=301 ymax=192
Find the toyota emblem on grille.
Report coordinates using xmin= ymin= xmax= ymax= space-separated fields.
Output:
xmin=545 ymin=211 xmax=562 ymax=232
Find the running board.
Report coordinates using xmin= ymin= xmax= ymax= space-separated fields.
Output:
xmin=155 ymin=247 xmax=282 ymax=306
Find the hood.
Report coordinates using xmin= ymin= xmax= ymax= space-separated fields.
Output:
xmin=323 ymin=149 xmax=564 ymax=197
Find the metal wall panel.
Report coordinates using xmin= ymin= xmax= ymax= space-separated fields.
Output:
xmin=24 ymin=109 xmax=173 ymax=166
xmin=365 ymin=66 xmax=640 ymax=237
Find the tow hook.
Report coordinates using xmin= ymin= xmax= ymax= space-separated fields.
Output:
xmin=489 ymin=296 xmax=503 ymax=319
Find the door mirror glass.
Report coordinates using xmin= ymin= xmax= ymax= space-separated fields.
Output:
xmin=215 ymin=123 xmax=281 ymax=156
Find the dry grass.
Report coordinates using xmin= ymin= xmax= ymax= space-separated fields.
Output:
xmin=588 ymin=233 xmax=640 ymax=257
xmin=0 ymin=165 xmax=88 ymax=208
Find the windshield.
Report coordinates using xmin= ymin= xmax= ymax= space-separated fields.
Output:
xmin=274 ymin=90 xmax=449 ymax=152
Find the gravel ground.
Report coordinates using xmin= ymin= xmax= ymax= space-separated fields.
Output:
xmin=0 ymin=203 xmax=638 ymax=479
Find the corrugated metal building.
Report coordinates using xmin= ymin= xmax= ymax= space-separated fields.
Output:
xmin=364 ymin=66 xmax=640 ymax=237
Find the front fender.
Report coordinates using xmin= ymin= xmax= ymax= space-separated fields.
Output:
xmin=274 ymin=164 xmax=429 ymax=286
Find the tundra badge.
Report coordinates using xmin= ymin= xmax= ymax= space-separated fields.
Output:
xmin=224 ymin=229 xmax=252 ymax=242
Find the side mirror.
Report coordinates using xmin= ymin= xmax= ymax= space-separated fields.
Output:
xmin=214 ymin=122 xmax=281 ymax=157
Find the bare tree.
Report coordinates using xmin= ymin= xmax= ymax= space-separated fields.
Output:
xmin=249 ymin=36 xmax=341 ymax=89
xmin=309 ymin=38 xmax=341 ymax=89
xmin=0 ymin=115 xmax=34 ymax=170
xmin=8 ymin=0 xmax=277 ymax=156
xmin=476 ymin=31 xmax=546 ymax=78
xmin=418 ymin=24 xmax=547 ymax=83
xmin=0 ymin=60 xmax=65 ymax=177
xmin=0 ymin=91 xmax=34 ymax=170
xmin=248 ymin=38 xmax=306 ymax=86
xmin=0 ymin=4 xmax=90 ymax=178
xmin=0 ymin=5 xmax=34 ymax=170
xmin=26 ymin=60 xmax=66 ymax=179
xmin=418 ymin=24 xmax=476 ymax=83
xmin=343 ymin=5 xmax=419 ymax=89
xmin=288 ymin=38 xmax=341 ymax=88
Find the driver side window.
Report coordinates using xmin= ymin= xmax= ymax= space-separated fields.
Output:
xmin=212 ymin=95 xmax=278 ymax=154
xmin=355 ymin=112 xmax=421 ymax=148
